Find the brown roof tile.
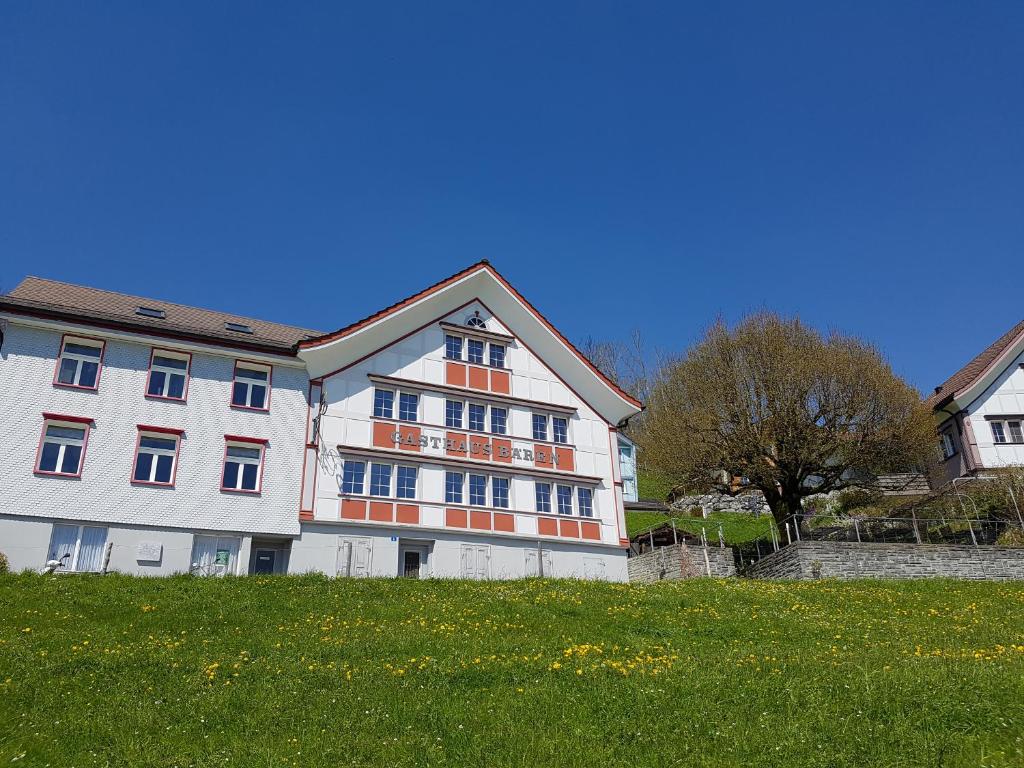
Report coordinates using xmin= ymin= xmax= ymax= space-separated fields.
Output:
xmin=926 ymin=318 xmax=1024 ymax=409
xmin=2 ymin=276 xmax=320 ymax=353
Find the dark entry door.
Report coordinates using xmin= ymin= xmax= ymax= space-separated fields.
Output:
xmin=402 ymin=550 xmax=421 ymax=578
xmin=254 ymin=549 xmax=276 ymax=574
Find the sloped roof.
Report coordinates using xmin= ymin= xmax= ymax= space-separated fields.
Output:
xmin=927 ymin=318 xmax=1024 ymax=409
xmin=2 ymin=276 xmax=320 ymax=353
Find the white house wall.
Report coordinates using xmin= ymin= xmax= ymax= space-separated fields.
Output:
xmin=964 ymin=348 xmax=1024 ymax=469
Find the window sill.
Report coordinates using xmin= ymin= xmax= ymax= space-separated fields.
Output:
xmin=131 ymin=480 xmax=175 ymax=488
xmin=145 ymin=394 xmax=187 ymax=404
xmin=230 ymin=404 xmax=270 ymax=414
xmin=34 ymin=470 xmax=82 ymax=479
xmin=221 ymin=486 xmax=262 ymax=495
xmin=53 ymin=382 xmax=99 ymax=392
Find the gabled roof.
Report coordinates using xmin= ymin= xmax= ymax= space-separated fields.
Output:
xmin=927 ymin=318 xmax=1024 ymax=410
xmin=1 ymin=276 xmax=320 ymax=354
xmin=299 ymin=260 xmax=643 ymax=423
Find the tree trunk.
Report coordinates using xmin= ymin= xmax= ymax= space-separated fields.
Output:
xmin=762 ymin=483 xmax=804 ymax=538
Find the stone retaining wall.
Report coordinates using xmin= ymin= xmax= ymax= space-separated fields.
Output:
xmin=627 ymin=543 xmax=737 ymax=583
xmin=744 ymin=541 xmax=1024 ymax=580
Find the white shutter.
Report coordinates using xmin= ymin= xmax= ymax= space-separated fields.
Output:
xmin=352 ymin=540 xmax=371 ymax=577
xmin=542 ymin=549 xmax=553 ymax=577
xmin=460 ymin=545 xmax=472 ymax=578
xmin=524 ymin=549 xmax=538 ymax=577
xmin=583 ymin=557 xmax=605 ymax=580
xmin=77 ymin=527 xmax=108 ymax=572
xmin=337 ymin=538 xmax=371 ymax=577
xmin=337 ymin=540 xmax=353 ymax=577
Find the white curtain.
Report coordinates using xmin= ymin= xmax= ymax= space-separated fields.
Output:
xmin=190 ymin=536 xmax=240 ymax=576
xmin=77 ymin=527 xmax=107 ymax=572
xmin=48 ymin=524 xmax=78 ymax=568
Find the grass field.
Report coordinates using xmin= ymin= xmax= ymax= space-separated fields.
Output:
xmin=625 ymin=509 xmax=776 ymax=544
xmin=2 ymin=574 xmax=1023 ymax=767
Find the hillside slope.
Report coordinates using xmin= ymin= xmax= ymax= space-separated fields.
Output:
xmin=1 ymin=575 xmax=1022 ymax=767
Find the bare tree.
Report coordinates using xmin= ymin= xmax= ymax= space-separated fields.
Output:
xmin=641 ymin=313 xmax=935 ymax=529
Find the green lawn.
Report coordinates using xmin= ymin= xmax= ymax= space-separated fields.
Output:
xmin=626 ymin=509 xmax=776 ymax=543
xmin=2 ymin=574 xmax=1023 ymax=767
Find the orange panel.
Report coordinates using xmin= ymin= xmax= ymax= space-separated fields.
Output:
xmin=446 ymin=431 xmax=468 ymax=457
xmin=299 ymin=510 xmax=314 ymax=521
xmin=468 ymin=365 xmax=488 ymax=390
xmin=555 ymin=446 xmax=574 ymax=472
xmin=341 ymin=499 xmax=367 ymax=520
xmin=534 ymin=444 xmax=554 ymax=469
xmin=369 ymin=501 xmax=394 ymax=522
xmin=559 ymin=519 xmax=580 ymax=538
xmin=470 ymin=510 xmax=491 ymax=530
xmin=372 ymin=421 xmax=396 ymax=449
xmin=446 ymin=508 xmax=468 ymax=528
xmin=580 ymin=521 xmax=601 ymax=540
xmin=398 ymin=424 xmax=421 ymax=452
xmin=446 ymin=362 xmax=467 ymax=388
xmin=468 ymin=434 xmax=489 ymax=460
xmin=396 ymin=504 xmax=420 ymax=525
xmin=490 ymin=369 xmax=510 ymax=394
xmin=491 ymin=437 xmax=512 ymax=463
xmin=538 ymin=517 xmax=558 ymax=536
xmin=493 ymin=512 xmax=515 ymax=532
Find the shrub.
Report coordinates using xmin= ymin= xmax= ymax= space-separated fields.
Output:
xmin=0 ymin=552 xmax=8 ymax=574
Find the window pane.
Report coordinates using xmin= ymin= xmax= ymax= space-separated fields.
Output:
xmin=342 ymin=461 xmax=365 ymax=494
xmin=493 ymin=477 xmax=509 ymax=508
xmin=469 ymin=404 xmax=485 ymax=432
xmin=552 ymin=418 xmax=568 ymax=444
xmin=77 ymin=527 xmax=108 ymax=572
xmin=557 ymin=485 xmax=573 ymax=515
xmin=249 ymin=384 xmax=267 ymax=409
xmin=78 ymin=361 xmax=99 ymax=388
xmin=140 ymin=436 xmax=177 ymax=451
xmin=373 ymin=389 xmax=394 ymax=419
xmin=1011 ymin=422 xmax=1024 ymax=443
xmin=167 ymin=374 xmax=185 ymax=399
xmin=578 ymin=488 xmax=593 ymax=517
xmin=134 ymin=452 xmax=154 ymax=481
xmin=48 ymin=524 xmax=79 ymax=566
xmin=65 ymin=342 xmax=101 ymax=357
xmin=154 ymin=355 xmax=187 ymax=370
xmin=238 ymin=367 xmax=268 ymax=382
xmin=60 ymin=445 xmax=82 ymax=475
xmin=46 ymin=426 xmax=85 ymax=441
xmin=241 ymin=463 xmax=259 ymax=490
xmin=536 ymin=483 xmax=551 ymax=513
xmin=397 ymin=466 xmax=417 ymax=499
xmin=148 ymin=370 xmax=166 ymax=396
xmin=490 ymin=408 xmax=507 ymax=435
xmin=445 ymin=335 xmax=463 ymax=360
xmin=489 ymin=344 xmax=505 ymax=368
xmin=227 ymin=446 xmax=261 ymax=459
xmin=533 ymin=414 xmax=547 ymax=441
xmin=39 ymin=442 xmax=61 ymax=473
xmin=399 ymin=392 xmax=418 ymax=421
xmin=222 ymin=461 xmax=240 ymax=489
xmin=232 ymin=381 xmax=248 ymax=406
xmin=992 ymin=423 xmax=1006 ymax=443
xmin=445 ymin=472 xmax=463 ymax=504
xmin=445 ymin=400 xmax=463 ymax=428
xmin=370 ymin=463 xmax=392 ymax=496
xmin=57 ymin=358 xmax=78 ymax=385
xmin=155 ymin=454 xmax=174 ymax=484
xmin=467 ymin=339 xmax=484 ymax=364
xmin=469 ymin=474 xmax=487 ymax=506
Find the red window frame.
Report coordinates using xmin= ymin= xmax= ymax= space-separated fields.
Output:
xmin=220 ymin=435 xmax=268 ymax=494
xmin=34 ymin=413 xmax=93 ymax=478
xmin=229 ymin=360 xmax=272 ymax=412
xmin=52 ymin=334 xmax=106 ymax=392
xmin=130 ymin=425 xmax=184 ymax=487
xmin=144 ymin=348 xmax=193 ymax=403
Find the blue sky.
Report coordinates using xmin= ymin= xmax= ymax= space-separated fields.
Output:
xmin=2 ymin=2 xmax=1022 ymax=393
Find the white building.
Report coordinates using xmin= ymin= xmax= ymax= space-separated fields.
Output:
xmin=0 ymin=262 xmax=642 ymax=580
xmin=927 ymin=318 xmax=1024 ymax=486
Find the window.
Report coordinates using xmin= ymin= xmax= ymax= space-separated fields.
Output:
xmin=445 ymin=471 xmax=464 ymax=504
xmin=341 ymin=460 xmax=366 ymax=494
xmin=47 ymin=524 xmax=108 ymax=573
xmin=373 ymin=389 xmax=394 ymax=419
xmin=939 ymin=432 xmax=956 ymax=460
xmin=222 ymin=440 xmax=264 ymax=492
xmin=135 ymin=306 xmax=166 ymax=319
xmin=992 ymin=422 xmax=1007 ymax=444
xmin=445 ymin=400 xmax=463 ymax=428
xmin=1011 ymin=421 xmax=1024 ymax=444
xmin=578 ymin=487 xmax=594 ymax=517
xmin=369 ymin=463 xmax=392 ymax=496
xmin=225 ymin=322 xmax=253 ymax=334
xmin=396 ymin=466 xmax=417 ymax=499
xmin=469 ymin=474 xmax=487 ymax=506
xmin=36 ymin=419 xmax=89 ymax=477
xmin=557 ymin=485 xmax=574 ymax=515
xmin=398 ymin=392 xmax=419 ymax=422
xmin=490 ymin=407 xmax=507 ymax=435
xmin=445 ymin=335 xmax=463 ymax=361
xmin=147 ymin=351 xmax=190 ymax=400
xmin=467 ymin=338 xmax=485 ymax=365
xmin=55 ymin=337 xmax=103 ymax=389
xmin=533 ymin=414 xmax=548 ymax=441
xmin=535 ymin=482 xmax=552 ymax=513
xmin=231 ymin=363 xmax=270 ymax=410
xmin=492 ymin=477 xmax=509 ymax=509
xmin=466 ymin=315 xmax=487 ymax=329
xmin=190 ymin=535 xmax=240 ymax=577
xmin=468 ymin=403 xmax=486 ymax=432
xmin=489 ymin=344 xmax=505 ymax=369
xmin=132 ymin=431 xmax=179 ymax=486
xmin=552 ymin=417 xmax=568 ymax=444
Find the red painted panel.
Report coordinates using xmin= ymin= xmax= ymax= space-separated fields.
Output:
xmin=341 ymin=499 xmax=367 ymax=520
xmin=446 ymin=431 xmax=468 ymax=457
xmin=372 ymin=421 xmax=395 ymax=449
xmin=559 ymin=519 xmax=580 ymax=538
xmin=398 ymin=424 xmax=421 ymax=452
xmin=555 ymin=446 xmax=575 ymax=472
xmin=493 ymin=513 xmax=515 ymax=532
xmin=468 ymin=434 xmax=489 ymax=460
xmin=446 ymin=362 xmax=467 ymax=388
xmin=538 ymin=517 xmax=558 ymax=537
xmin=467 ymin=366 xmax=488 ymax=390
xmin=369 ymin=501 xmax=394 ymax=522
xmin=490 ymin=369 xmax=510 ymax=394
xmin=534 ymin=444 xmax=554 ymax=469
xmin=396 ymin=504 xmax=420 ymax=525
xmin=491 ymin=437 xmax=512 ymax=464
xmin=299 ymin=510 xmax=314 ymax=521
xmin=470 ymin=510 xmax=491 ymax=530
xmin=446 ymin=508 xmax=468 ymax=528
xmin=580 ymin=521 xmax=601 ymax=540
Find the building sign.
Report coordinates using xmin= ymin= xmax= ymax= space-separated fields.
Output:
xmin=391 ymin=432 xmax=561 ymax=465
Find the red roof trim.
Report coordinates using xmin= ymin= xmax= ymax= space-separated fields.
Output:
xmin=225 ymin=434 xmax=269 ymax=444
xmin=137 ymin=424 xmax=186 ymax=435
xmin=42 ymin=412 xmax=93 ymax=425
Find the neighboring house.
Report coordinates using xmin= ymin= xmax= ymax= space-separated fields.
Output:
xmin=926 ymin=318 xmax=1024 ymax=487
xmin=617 ymin=434 xmax=638 ymax=502
xmin=0 ymin=261 xmax=643 ymax=580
